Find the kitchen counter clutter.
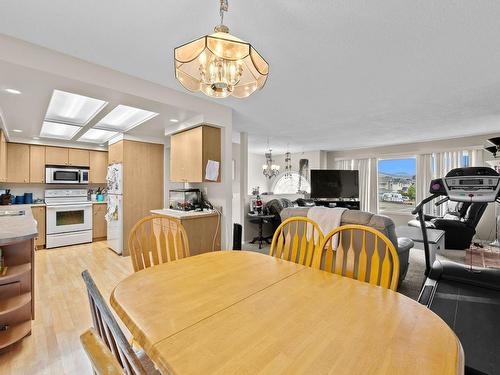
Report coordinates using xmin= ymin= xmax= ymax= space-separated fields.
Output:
xmin=151 ymin=208 xmax=221 ymax=255
xmin=150 ymin=208 xmax=217 ymax=219
xmin=0 ymin=205 xmax=36 ymax=350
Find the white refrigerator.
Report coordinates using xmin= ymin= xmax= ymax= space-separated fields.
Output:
xmin=106 ymin=163 xmax=123 ymax=254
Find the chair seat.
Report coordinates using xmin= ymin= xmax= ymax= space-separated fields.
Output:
xmin=135 ymin=349 xmax=162 ymax=375
xmin=408 ymin=219 xmax=436 ymax=228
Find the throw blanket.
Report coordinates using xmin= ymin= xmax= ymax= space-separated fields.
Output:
xmin=307 ymin=206 xmax=347 ymax=248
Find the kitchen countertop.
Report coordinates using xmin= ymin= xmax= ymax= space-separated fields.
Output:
xmin=0 ymin=204 xmax=38 ymax=245
xmin=3 ymin=201 xmax=107 ymax=208
xmin=151 ymin=208 xmax=217 ymax=219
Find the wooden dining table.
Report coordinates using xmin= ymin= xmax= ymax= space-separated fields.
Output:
xmin=111 ymin=251 xmax=464 ymax=375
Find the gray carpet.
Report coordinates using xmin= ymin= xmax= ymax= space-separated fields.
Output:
xmin=243 ymin=243 xmax=465 ymax=301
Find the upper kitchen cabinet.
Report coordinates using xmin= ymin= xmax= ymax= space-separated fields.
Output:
xmin=0 ymin=129 xmax=7 ymax=182
xmin=68 ymin=148 xmax=89 ymax=167
xmin=7 ymin=143 xmax=30 ymax=183
xmin=45 ymin=147 xmax=89 ymax=166
xmin=108 ymin=141 xmax=123 ymax=164
xmin=29 ymin=145 xmax=46 ymax=183
xmin=170 ymin=125 xmax=221 ymax=183
xmin=45 ymin=147 xmax=68 ymax=165
xmin=89 ymin=151 xmax=108 ymax=184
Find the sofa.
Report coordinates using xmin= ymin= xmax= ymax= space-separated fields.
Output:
xmin=280 ymin=207 xmax=413 ymax=283
xmin=408 ymin=201 xmax=487 ymax=250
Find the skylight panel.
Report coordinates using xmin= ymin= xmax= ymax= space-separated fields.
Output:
xmin=77 ymin=128 xmax=118 ymax=144
xmin=45 ymin=90 xmax=108 ymax=126
xmin=40 ymin=121 xmax=81 ymax=140
xmin=94 ymin=105 xmax=158 ymax=132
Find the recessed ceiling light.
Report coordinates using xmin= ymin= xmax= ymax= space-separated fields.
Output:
xmin=94 ymin=105 xmax=159 ymax=132
xmin=45 ymin=90 xmax=108 ymax=126
xmin=12 ymin=129 xmax=23 ymax=133
xmin=4 ymin=88 xmax=22 ymax=95
xmin=169 ymin=118 xmax=179 ymax=123
xmin=78 ymin=128 xmax=118 ymax=144
xmin=40 ymin=121 xmax=81 ymax=140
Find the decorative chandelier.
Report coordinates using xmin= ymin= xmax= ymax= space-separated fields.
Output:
xmin=174 ymin=0 xmax=269 ymax=99
xmin=262 ymin=145 xmax=280 ymax=179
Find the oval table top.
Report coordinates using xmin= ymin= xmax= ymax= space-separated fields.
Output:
xmin=111 ymin=251 xmax=463 ymax=375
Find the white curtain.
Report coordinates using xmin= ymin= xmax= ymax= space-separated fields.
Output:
xmin=431 ymin=149 xmax=483 ymax=215
xmin=334 ymin=159 xmax=353 ymax=170
xmin=470 ymin=149 xmax=484 ymax=167
xmin=416 ymin=154 xmax=433 ymax=215
xmin=335 ymin=158 xmax=377 ymax=212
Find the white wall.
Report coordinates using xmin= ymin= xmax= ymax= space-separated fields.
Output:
xmin=248 ymin=152 xmax=269 ymax=195
xmin=232 ymin=142 xmax=241 ymax=226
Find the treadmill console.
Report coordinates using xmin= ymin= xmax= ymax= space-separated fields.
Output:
xmin=430 ymin=167 xmax=500 ymax=202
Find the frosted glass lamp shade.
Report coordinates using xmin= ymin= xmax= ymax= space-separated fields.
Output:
xmin=175 ymin=30 xmax=268 ymax=99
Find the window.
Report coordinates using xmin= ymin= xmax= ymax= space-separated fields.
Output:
xmin=272 ymin=172 xmax=311 ymax=194
xmin=378 ymin=158 xmax=416 ymax=213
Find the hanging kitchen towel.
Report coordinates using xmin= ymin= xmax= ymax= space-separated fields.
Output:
xmin=205 ymin=160 xmax=220 ymax=181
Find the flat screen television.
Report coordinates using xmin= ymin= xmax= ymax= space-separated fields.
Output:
xmin=310 ymin=170 xmax=359 ymax=199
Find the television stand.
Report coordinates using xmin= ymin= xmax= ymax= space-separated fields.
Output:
xmin=314 ymin=200 xmax=360 ymax=210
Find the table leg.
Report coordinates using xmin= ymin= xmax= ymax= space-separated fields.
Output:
xmin=258 ymin=220 xmax=264 ymax=249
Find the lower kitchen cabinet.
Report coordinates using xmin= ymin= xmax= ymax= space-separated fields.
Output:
xmin=31 ymin=206 xmax=45 ymax=249
xmin=92 ymin=203 xmax=107 ymax=240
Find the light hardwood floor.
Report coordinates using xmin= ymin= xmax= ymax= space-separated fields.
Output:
xmin=0 ymin=241 xmax=132 ymax=375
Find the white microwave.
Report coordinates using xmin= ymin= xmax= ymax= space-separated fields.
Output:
xmin=45 ymin=166 xmax=89 ymax=184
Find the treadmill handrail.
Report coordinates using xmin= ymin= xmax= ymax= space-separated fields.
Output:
xmin=411 ymin=194 xmax=440 ymax=215
xmin=412 ymin=194 xmax=440 ymax=275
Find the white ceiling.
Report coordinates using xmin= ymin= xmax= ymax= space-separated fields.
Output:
xmin=1 ymin=1 xmax=500 ymax=153
xmin=0 ymin=60 xmax=197 ymax=147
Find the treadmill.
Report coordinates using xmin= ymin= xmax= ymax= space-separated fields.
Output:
xmin=413 ymin=167 xmax=500 ymax=375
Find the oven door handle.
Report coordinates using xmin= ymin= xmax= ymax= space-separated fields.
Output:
xmin=46 ymin=203 xmax=93 ymax=209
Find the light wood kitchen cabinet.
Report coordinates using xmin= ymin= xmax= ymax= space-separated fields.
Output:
xmin=31 ymin=206 xmax=46 ymax=248
xmin=108 ymin=142 xmax=123 ymax=164
xmin=7 ymin=143 xmax=30 ymax=183
xmin=170 ymin=125 xmax=221 ymax=183
xmin=0 ymin=129 xmax=7 ymax=182
xmin=46 ymin=147 xmax=90 ymax=166
xmin=45 ymin=147 xmax=68 ymax=165
xmin=120 ymin=140 xmax=163 ymax=255
xmin=92 ymin=203 xmax=107 ymax=240
xmin=68 ymin=148 xmax=89 ymax=167
xmin=29 ymin=145 xmax=46 ymax=183
xmin=89 ymin=151 xmax=108 ymax=184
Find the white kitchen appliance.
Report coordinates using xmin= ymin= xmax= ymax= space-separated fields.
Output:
xmin=106 ymin=163 xmax=123 ymax=254
xmin=45 ymin=189 xmax=92 ymax=248
xmin=46 ymin=166 xmax=89 ymax=184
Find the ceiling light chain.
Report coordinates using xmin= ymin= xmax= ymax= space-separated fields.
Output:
xmin=219 ymin=0 xmax=228 ymax=26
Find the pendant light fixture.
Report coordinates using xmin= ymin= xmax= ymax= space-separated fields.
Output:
xmin=262 ymin=138 xmax=280 ymax=179
xmin=174 ymin=0 xmax=269 ymax=99
xmin=284 ymin=144 xmax=292 ymax=179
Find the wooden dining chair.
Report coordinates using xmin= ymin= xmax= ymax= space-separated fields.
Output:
xmin=314 ymin=225 xmax=400 ymax=291
xmin=80 ymin=328 xmax=126 ymax=375
xmin=81 ymin=270 xmax=160 ymax=375
xmin=269 ymin=217 xmax=324 ymax=266
xmin=128 ymin=215 xmax=190 ymax=272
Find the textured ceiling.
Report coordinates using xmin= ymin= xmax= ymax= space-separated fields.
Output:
xmin=1 ymin=1 xmax=500 ymax=153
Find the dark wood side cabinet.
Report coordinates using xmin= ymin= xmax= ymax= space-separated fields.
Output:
xmin=0 ymin=238 xmax=35 ymax=351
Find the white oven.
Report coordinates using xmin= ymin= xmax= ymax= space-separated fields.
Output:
xmin=46 ymin=203 xmax=92 ymax=234
xmin=45 ymin=189 xmax=93 ymax=248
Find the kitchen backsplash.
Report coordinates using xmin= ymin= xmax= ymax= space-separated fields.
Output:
xmin=0 ymin=183 xmax=106 ymax=202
